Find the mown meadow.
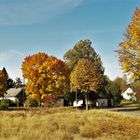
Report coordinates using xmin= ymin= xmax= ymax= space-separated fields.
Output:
xmin=0 ymin=107 xmax=140 ymax=140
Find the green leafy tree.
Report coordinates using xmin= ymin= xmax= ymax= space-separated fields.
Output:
xmin=105 ymin=79 xmax=122 ymax=104
xmin=64 ymin=39 xmax=104 ymax=105
xmin=117 ymin=8 xmax=140 ymax=80
xmin=15 ymin=77 xmax=22 ymax=88
xmin=70 ymin=59 xmax=103 ymax=110
xmin=7 ymin=78 xmax=15 ymax=89
xmin=64 ymin=39 xmax=104 ymax=73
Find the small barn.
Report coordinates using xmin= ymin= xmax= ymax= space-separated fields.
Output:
xmin=5 ymin=87 xmax=26 ymax=106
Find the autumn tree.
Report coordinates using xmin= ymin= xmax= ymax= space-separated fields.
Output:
xmin=0 ymin=70 xmax=7 ymax=97
xmin=64 ymin=39 xmax=104 ymax=73
xmin=113 ymin=77 xmax=127 ymax=91
xmin=131 ymin=81 xmax=140 ymax=91
xmin=117 ymin=8 xmax=140 ymax=80
xmin=70 ymin=59 xmax=103 ymax=110
xmin=22 ymin=52 xmax=69 ymax=103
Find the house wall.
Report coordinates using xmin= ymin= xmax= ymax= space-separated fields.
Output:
xmin=96 ymin=99 xmax=108 ymax=107
xmin=122 ymin=88 xmax=135 ymax=100
xmin=122 ymin=92 xmax=131 ymax=100
xmin=5 ymin=97 xmax=18 ymax=102
xmin=73 ymin=100 xmax=83 ymax=107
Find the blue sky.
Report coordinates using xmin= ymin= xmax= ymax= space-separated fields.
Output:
xmin=0 ymin=0 xmax=140 ymax=80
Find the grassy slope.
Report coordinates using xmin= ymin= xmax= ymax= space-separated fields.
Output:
xmin=0 ymin=107 xmax=140 ymax=140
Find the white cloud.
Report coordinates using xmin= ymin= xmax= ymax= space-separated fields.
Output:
xmin=0 ymin=0 xmax=84 ymax=25
xmin=0 ymin=50 xmax=24 ymax=79
xmin=103 ymin=58 xmax=123 ymax=80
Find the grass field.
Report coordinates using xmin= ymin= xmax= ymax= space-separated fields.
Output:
xmin=120 ymin=100 xmax=139 ymax=107
xmin=0 ymin=107 xmax=140 ymax=140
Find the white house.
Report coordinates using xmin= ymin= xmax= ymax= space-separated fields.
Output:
xmin=121 ymin=87 xmax=136 ymax=101
xmin=73 ymin=98 xmax=113 ymax=108
xmin=73 ymin=100 xmax=83 ymax=107
xmin=4 ymin=87 xmax=26 ymax=105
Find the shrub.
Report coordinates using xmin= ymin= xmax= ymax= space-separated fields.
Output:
xmin=24 ymin=98 xmax=38 ymax=107
xmin=13 ymin=98 xmax=20 ymax=107
xmin=0 ymin=99 xmax=10 ymax=110
xmin=43 ymin=95 xmax=59 ymax=107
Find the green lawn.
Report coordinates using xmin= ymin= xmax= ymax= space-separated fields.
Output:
xmin=119 ymin=100 xmax=139 ymax=107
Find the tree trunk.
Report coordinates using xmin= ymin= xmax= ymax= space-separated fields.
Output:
xmin=85 ymin=94 xmax=88 ymax=110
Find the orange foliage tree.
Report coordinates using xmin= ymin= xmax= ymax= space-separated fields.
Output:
xmin=117 ymin=8 xmax=140 ymax=80
xmin=22 ymin=52 xmax=70 ymax=102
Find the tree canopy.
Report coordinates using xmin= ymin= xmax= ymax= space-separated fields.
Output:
xmin=70 ymin=59 xmax=104 ymax=109
xmin=15 ymin=77 xmax=22 ymax=88
xmin=63 ymin=39 xmax=104 ymax=73
xmin=117 ymin=8 xmax=140 ymax=80
xmin=70 ymin=59 xmax=103 ymax=93
xmin=105 ymin=79 xmax=122 ymax=104
xmin=113 ymin=77 xmax=127 ymax=91
xmin=22 ymin=52 xmax=70 ymax=101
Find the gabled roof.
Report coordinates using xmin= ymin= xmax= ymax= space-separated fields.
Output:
xmin=121 ymin=87 xmax=134 ymax=94
xmin=5 ymin=88 xmax=23 ymax=97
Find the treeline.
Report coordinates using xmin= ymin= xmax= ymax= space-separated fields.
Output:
xmin=1 ymin=7 xmax=140 ymax=108
xmin=0 ymin=67 xmax=22 ymax=96
xmin=20 ymin=39 xmax=124 ymax=109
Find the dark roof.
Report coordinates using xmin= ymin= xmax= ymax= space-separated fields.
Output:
xmin=5 ymin=88 xmax=23 ymax=97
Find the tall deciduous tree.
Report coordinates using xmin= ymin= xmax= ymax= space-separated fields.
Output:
xmin=117 ymin=8 xmax=140 ymax=80
xmin=113 ymin=77 xmax=127 ymax=91
xmin=22 ymin=52 xmax=69 ymax=102
xmin=0 ymin=70 xmax=7 ymax=97
xmin=70 ymin=59 xmax=103 ymax=110
xmin=64 ymin=39 xmax=104 ymax=73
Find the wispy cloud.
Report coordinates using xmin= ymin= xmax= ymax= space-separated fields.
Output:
xmin=0 ymin=50 xmax=24 ymax=79
xmin=0 ymin=0 xmax=84 ymax=25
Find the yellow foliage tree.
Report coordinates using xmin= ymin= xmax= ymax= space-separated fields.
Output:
xmin=117 ymin=8 xmax=140 ymax=80
xmin=22 ymin=52 xmax=70 ymax=102
xmin=70 ymin=59 xmax=103 ymax=110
